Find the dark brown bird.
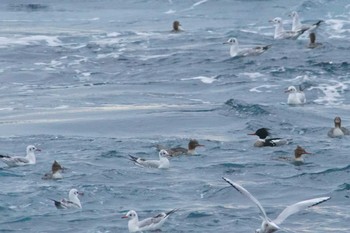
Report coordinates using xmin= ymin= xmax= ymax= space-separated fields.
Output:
xmin=157 ymin=139 xmax=204 ymax=156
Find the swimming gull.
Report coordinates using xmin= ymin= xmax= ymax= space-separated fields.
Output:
xmin=223 ymin=37 xmax=271 ymax=57
xmin=50 ymin=188 xmax=84 ymax=209
xmin=289 ymin=11 xmax=323 ymax=32
xmin=0 ymin=145 xmax=41 ymax=167
xmin=129 ymin=149 xmax=170 ymax=168
xmin=269 ymin=17 xmax=307 ymax=40
xmin=285 ymin=85 xmax=306 ymax=105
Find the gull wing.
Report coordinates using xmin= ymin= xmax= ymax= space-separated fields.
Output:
xmin=274 ymin=196 xmax=330 ymax=225
xmin=222 ymin=177 xmax=269 ymax=221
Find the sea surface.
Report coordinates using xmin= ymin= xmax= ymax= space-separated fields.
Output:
xmin=0 ymin=0 xmax=349 ymax=232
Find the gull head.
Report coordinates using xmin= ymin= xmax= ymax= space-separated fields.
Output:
xmin=285 ymin=86 xmax=297 ymax=93
xmin=159 ymin=149 xmax=170 ymax=158
xmin=289 ymin=11 xmax=298 ymax=18
xmin=122 ymin=210 xmax=137 ymax=219
xmin=27 ymin=145 xmax=41 ymax=154
xmin=257 ymin=220 xmax=280 ymax=233
xmin=269 ymin=17 xmax=282 ymax=25
xmin=224 ymin=37 xmax=238 ymax=45
xmin=69 ymin=188 xmax=84 ymax=199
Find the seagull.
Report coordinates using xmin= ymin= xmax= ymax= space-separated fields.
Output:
xmin=129 ymin=149 xmax=170 ymax=169
xmin=328 ymin=116 xmax=350 ymax=138
xmin=248 ymin=128 xmax=291 ymax=147
xmin=122 ymin=209 xmax=177 ymax=232
xmin=50 ymin=188 xmax=84 ymax=209
xmin=269 ymin=17 xmax=307 ymax=40
xmin=0 ymin=145 xmax=41 ymax=167
xmin=172 ymin=20 xmax=182 ymax=32
xmin=222 ymin=177 xmax=330 ymax=233
xmin=157 ymin=139 xmax=204 ymax=156
xmin=223 ymin=38 xmax=271 ymax=57
xmin=307 ymin=32 xmax=323 ymax=48
xmin=285 ymin=85 xmax=306 ymax=105
xmin=289 ymin=11 xmax=323 ymax=32
xmin=42 ymin=160 xmax=63 ymax=180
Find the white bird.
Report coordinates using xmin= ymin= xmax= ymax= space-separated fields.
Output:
xmin=122 ymin=209 xmax=177 ymax=232
xmin=0 ymin=145 xmax=41 ymax=167
xmin=50 ymin=188 xmax=84 ymax=209
xmin=269 ymin=17 xmax=307 ymax=40
xmin=222 ymin=177 xmax=330 ymax=233
xmin=223 ymin=38 xmax=271 ymax=57
xmin=129 ymin=149 xmax=170 ymax=169
xmin=285 ymin=85 xmax=306 ymax=105
xmin=328 ymin=116 xmax=350 ymax=138
xmin=42 ymin=160 xmax=63 ymax=180
xmin=289 ymin=11 xmax=323 ymax=32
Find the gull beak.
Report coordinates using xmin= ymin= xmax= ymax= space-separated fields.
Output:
xmin=284 ymin=89 xmax=290 ymax=93
xmin=36 ymin=148 xmax=42 ymax=152
xmin=121 ymin=215 xmax=128 ymax=219
xmin=78 ymin=192 xmax=84 ymax=196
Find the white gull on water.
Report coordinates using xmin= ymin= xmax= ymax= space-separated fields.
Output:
xmin=122 ymin=209 xmax=177 ymax=232
xmin=50 ymin=188 xmax=84 ymax=209
xmin=223 ymin=38 xmax=270 ymax=57
xmin=269 ymin=17 xmax=307 ymax=40
xmin=222 ymin=177 xmax=330 ymax=233
xmin=285 ymin=85 xmax=306 ymax=105
xmin=289 ymin=11 xmax=323 ymax=32
xmin=128 ymin=149 xmax=170 ymax=168
xmin=0 ymin=145 xmax=41 ymax=167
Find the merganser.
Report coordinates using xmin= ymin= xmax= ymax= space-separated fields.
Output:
xmin=157 ymin=139 xmax=204 ymax=156
xmin=171 ymin=20 xmax=182 ymax=32
xmin=285 ymin=85 xmax=306 ymax=105
xmin=122 ymin=209 xmax=177 ymax=233
xmin=50 ymin=188 xmax=84 ymax=209
xmin=269 ymin=17 xmax=307 ymax=40
xmin=248 ymin=128 xmax=291 ymax=147
xmin=223 ymin=37 xmax=271 ymax=57
xmin=307 ymin=32 xmax=323 ymax=49
xmin=0 ymin=145 xmax=41 ymax=167
xmin=328 ymin=116 xmax=350 ymax=138
xmin=222 ymin=177 xmax=330 ymax=233
xmin=289 ymin=11 xmax=323 ymax=32
xmin=129 ymin=149 xmax=170 ymax=169
xmin=293 ymin=145 xmax=311 ymax=162
xmin=42 ymin=160 xmax=63 ymax=180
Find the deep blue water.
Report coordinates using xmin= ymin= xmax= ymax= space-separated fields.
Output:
xmin=0 ymin=0 xmax=349 ymax=232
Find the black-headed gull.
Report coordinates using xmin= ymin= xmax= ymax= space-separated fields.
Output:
xmin=223 ymin=38 xmax=271 ymax=58
xmin=157 ymin=139 xmax=204 ymax=156
xmin=172 ymin=20 xmax=182 ymax=32
xmin=289 ymin=11 xmax=323 ymax=32
xmin=285 ymin=85 xmax=306 ymax=105
xmin=42 ymin=160 xmax=63 ymax=180
xmin=50 ymin=188 xmax=84 ymax=209
xmin=122 ymin=209 xmax=177 ymax=232
xmin=222 ymin=177 xmax=330 ymax=233
xmin=328 ymin=116 xmax=350 ymax=138
xmin=269 ymin=17 xmax=307 ymax=40
xmin=129 ymin=149 xmax=170 ymax=168
xmin=0 ymin=145 xmax=41 ymax=167
xmin=248 ymin=128 xmax=291 ymax=147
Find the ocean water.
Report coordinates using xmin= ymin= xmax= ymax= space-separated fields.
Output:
xmin=0 ymin=0 xmax=349 ymax=232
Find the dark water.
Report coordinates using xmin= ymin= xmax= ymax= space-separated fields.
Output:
xmin=0 ymin=0 xmax=349 ymax=232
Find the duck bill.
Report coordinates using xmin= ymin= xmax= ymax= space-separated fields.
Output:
xmin=196 ymin=144 xmax=205 ymax=147
xmin=304 ymin=151 xmax=312 ymax=155
xmin=248 ymin=133 xmax=256 ymax=136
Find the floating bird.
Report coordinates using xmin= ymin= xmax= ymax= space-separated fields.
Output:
xmin=285 ymin=85 xmax=306 ymax=105
xmin=50 ymin=188 xmax=84 ymax=209
xmin=328 ymin=116 xmax=350 ymax=138
xmin=269 ymin=17 xmax=307 ymax=40
xmin=157 ymin=139 xmax=204 ymax=156
xmin=289 ymin=11 xmax=323 ymax=32
xmin=122 ymin=209 xmax=177 ymax=232
xmin=248 ymin=128 xmax=291 ymax=147
xmin=172 ymin=20 xmax=182 ymax=32
xmin=42 ymin=160 xmax=63 ymax=180
xmin=222 ymin=177 xmax=330 ymax=233
xmin=307 ymin=32 xmax=323 ymax=48
xmin=223 ymin=37 xmax=271 ymax=57
xmin=0 ymin=145 xmax=41 ymax=167
xmin=277 ymin=145 xmax=312 ymax=163
xmin=129 ymin=149 xmax=170 ymax=169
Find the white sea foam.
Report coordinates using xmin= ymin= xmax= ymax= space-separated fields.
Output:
xmin=239 ymin=72 xmax=266 ymax=81
xmin=310 ymin=81 xmax=348 ymax=105
xmin=0 ymin=35 xmax=62 ymax=47
xmin=181 ymin=76 xmax=218 ymax=84
xmin=326 ymin=19 xmax=350 ymax=38
xmin=164 ymin=9 xmax=176 ymax=14
xmin=250 ymin=84 xmax=279 ymax=93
